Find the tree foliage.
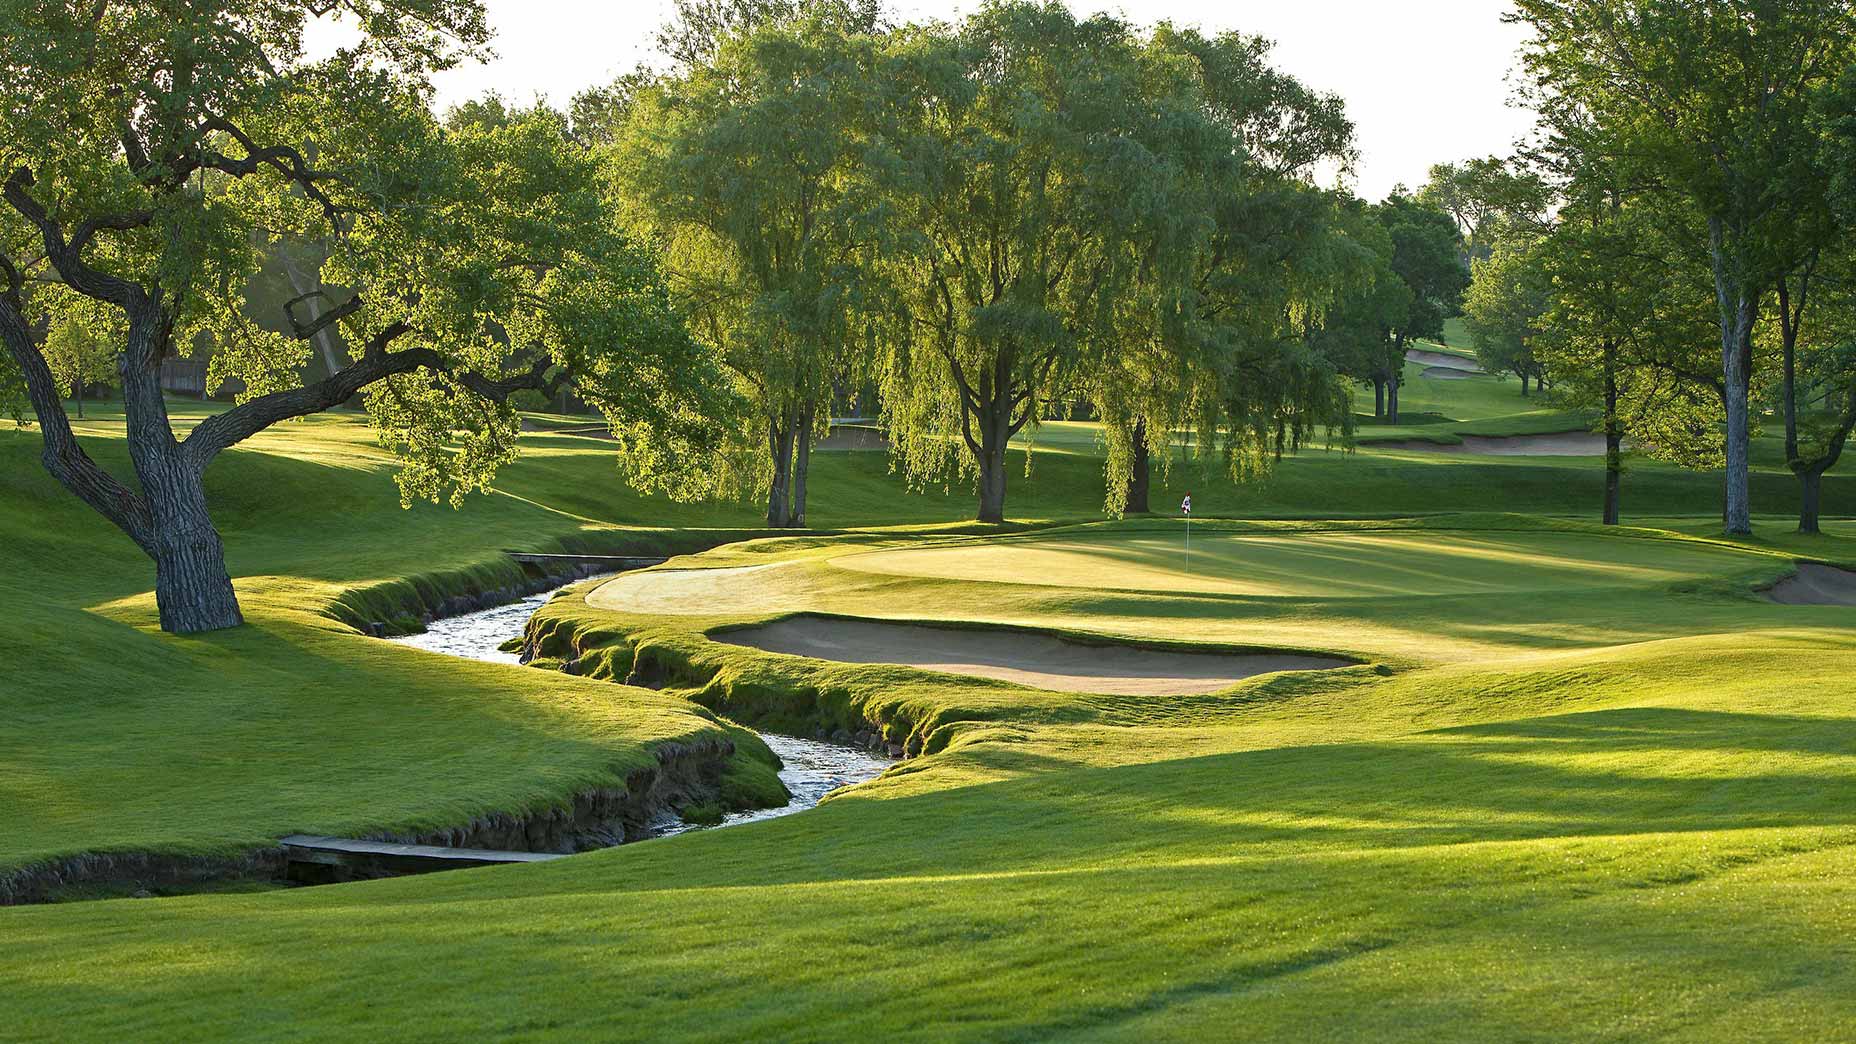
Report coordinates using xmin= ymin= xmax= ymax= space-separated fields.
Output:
xmin=614 ymin=7 xmax=884 ymax=526
xmin=0 ymin=0 xmax=732 ymax=631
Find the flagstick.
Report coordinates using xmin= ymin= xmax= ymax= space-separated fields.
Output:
xmin=1185 ymin=512 xmax=1191 ymax=574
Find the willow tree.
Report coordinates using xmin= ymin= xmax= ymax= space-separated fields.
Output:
xmin=1512 ymin=0 xmax=1856 ymax=535
xmin=875 ymin=3 xmax=1158 ymax=524
xmin=616 ymin=11 xmax=882 ymax=527
xmin=1089 ymin=26 xmax=1357 ymax=516
xmin=0 ymin=2 xmax=731 ymax=633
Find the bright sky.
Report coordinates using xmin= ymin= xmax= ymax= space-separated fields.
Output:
xmin=316 ymin=0 xmax=1538 ymax=202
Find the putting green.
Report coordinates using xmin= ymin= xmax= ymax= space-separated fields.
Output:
xmin=829 ymin=528 xmax=1768 ymax=599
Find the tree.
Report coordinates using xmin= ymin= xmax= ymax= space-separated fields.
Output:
xmin=1532 ymin=193 xmax=1724 ymax=525
xmin=1421 ymin=156 xmax=1551 ymax=262
xmin=1089 ymin=26 xmax=1357 ymax=516
xmin=0 ymin=2 xmax=733 ymax=633
xmin=1511 ymin=0 xmax=1856 ymax=535
xmin=615 ymin=8 xmax=883 ymax=527
xmin=873 ymin=3 xmax=1152 ymax=523
xmin=40 ymin=296 xmax=119 ymax=418
xmin=1374 ymin=192 xmax=1468 ymax=423
xmin=1462 ymin=238 xmax=1550 ymax=396
xmin=655 ymin=0 xmax=883 ymax=71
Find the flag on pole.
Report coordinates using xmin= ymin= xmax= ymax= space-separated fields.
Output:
xmin=1181 ymin=494 xmax=1192 ymax=517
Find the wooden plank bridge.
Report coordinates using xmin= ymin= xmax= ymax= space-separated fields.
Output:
xmin=279 ymin=834 xmax=566 ymax=881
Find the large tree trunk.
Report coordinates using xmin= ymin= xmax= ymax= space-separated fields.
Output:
xmin=118 ymin=311 xmax=243 ymax=632
xmin=765 ymin=415 xmax=794 ymax=528
xmin=1520 ymin=373 xmax=1530 ymax=397
xmin=1602 ymin=339 xmax=1621 ymax=527
xmin=976 ymin=410 xmax=1009 ymax=524
xmin=1373 ymin=378 xmax=1385 ymax=419
xmin=788 ymin=406 xmax=813 ymax=529
xmin=1387 ymin=379 xmax=1401 ymax=426
xmin=146 ymin=459 xmax=242 ymax=632
xmin=1708 ymin=222 xmax=1757 ymax=536
xmin=1799 ymin=469 xmax=1824 ymax=535
xmin=73 ymin=372 xmax=84 ymax=418
xmin=1126 ymin=419 xmax=1151 ymax=515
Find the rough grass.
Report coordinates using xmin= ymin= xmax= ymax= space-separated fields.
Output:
xmin=5 ymin=401 xmax=1856 ymax=1039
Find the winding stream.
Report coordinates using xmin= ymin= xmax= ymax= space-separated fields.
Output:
xmin=389 ymin=579 xmax=893 ymax=837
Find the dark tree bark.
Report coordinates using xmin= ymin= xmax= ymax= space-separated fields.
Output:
xmin=1602 ymin=339 xmax=1621 ymax=527
xmin=788 ymin=405 xmax=814 ymax=529
xmin=1373 ymin=378 xmax=1385 ymax=419
xmin=1800 ymin=469 xmax=1826 ymax=534
xmin=948 ymin=343 xmax=1039 ymax=525
xmin=975 ymin=401 xmax=1011 ymax=524
xmin=1520 ymin=372 xmax=1530 ymax=397
xmin=1709 ymin=220 xmax=1759 ymax=536
xmin=1126 ymin=419 xmax=1151 ymax=514
xmin=1387 ymin=378 xmax=1401 ymax=426
xmin=73 ymin=372 xmax=85 ymax=418
xmin=765 ymin=414 xmax=793 ymax=528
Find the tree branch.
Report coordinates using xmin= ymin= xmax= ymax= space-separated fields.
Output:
xmin=3 ymin=166 xmax=149 ymax=310
xmin=0 ymin=293 xmax=155 ymax=551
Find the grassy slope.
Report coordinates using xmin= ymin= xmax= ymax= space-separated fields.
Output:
xmin=5 ymin=398 xmax=1856 ymax=1038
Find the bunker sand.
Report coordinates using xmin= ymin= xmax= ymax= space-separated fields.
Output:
xmin=1768 ymin=562 xmax=1856 ymax=606
xmin=1406 ymin=348 xmax=1482 ymax=372
xmin=714 ymin=616 xmax=1352 ymax=695
xmin=1365 ymin=432 xmax=1613 ymax=456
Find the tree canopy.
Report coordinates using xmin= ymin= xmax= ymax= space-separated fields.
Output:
xmin=0 ymin=0 xmax=734 ymax=631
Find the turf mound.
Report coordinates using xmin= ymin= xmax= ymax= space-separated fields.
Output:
xmin=1767 ymin=562 xmax=1856 ymax=606
xmin=713 ymin=615 xmax=1352 ymax=695
xmin=1365 ymin=432 xmax=1611 ymax=456
xmin=1421 ymin=366 xmax=1474 ymax=380
xmin=589 ymin=563 xmax=801 ymax=616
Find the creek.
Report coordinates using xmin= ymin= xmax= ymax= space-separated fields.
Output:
xmin=389 ymin=580 xmax=892 ymax=837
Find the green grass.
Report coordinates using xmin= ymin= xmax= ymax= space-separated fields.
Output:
xmin=6 ymin=399 xmax=1856 ymax=1038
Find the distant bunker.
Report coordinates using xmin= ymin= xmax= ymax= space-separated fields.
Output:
xmin=1406 ymin=348 xmax=1482 ymax=373
xmin=1364 ymin=432 xmax=1614 ymax=456
xmin=712 ymin=616 xmax=1354 ymax=696
xmin=1768 ymin=563 xmax=1856 ymax=607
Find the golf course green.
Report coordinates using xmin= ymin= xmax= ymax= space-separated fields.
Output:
xmin=5 ymin=389 xmax=1856 ymax=1039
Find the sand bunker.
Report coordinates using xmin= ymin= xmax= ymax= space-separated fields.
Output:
xmin=815 ymin=425 xmax=888 ymax=451
xmin=1364 ymin=432 xmax=1613 ymax=456
xmin=713 ymin=616 xmax=1352 ymax=695
xmin=1767 ymin=563 xmax=1856 ymax=606
xmin=1406 ymin=348 xmax=1482 ymax=373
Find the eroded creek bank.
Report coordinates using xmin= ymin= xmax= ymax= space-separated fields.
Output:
xmin=2 ymin=576 xmax=890 ymax=905
xmin=394 ymin=583 xmax=894 ymax=837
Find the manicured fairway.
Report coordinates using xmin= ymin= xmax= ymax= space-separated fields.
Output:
xmin=829 ymin=526 xmax=1772 ymax=598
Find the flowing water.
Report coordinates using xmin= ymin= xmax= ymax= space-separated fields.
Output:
xmin=388 ymin=580 xmax=893 ymax=836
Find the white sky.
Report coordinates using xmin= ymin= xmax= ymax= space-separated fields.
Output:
xmin=314 ymin=0 xmax=1538 ymax=202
